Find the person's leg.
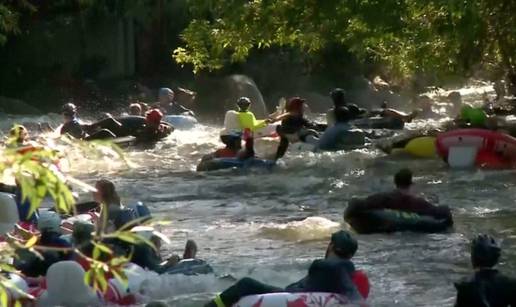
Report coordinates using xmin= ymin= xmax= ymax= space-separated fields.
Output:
xmin=275 ymin=136 xmax=289 ymax=160
xmin=85 ymin=129 xmax=116 ymax=140
xmin=206 ymin=277 xmax=281 ymax=307
xmin=183 ymin=240 xmax=197 ymax=259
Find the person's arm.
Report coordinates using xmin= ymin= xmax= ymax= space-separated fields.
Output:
xmin=352 ymin=270 xmax=370 ymax=299
xmin=250 ymin=113 xmax=267 ymax=131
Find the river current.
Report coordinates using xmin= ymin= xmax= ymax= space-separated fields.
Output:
xmin=2 ymin=84 xmax=515 ymax=307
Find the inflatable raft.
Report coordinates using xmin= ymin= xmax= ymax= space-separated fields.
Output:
xmin=234 ymin=292 xmax=362 ymax=307
xmin=164 ymin=115 xmax=198 ymax=130
xmin=197 ymin=157 xmax=275 ymax=172
xmin=390 ymin=136 xmax=437 ymax=158
xmin=165 ymin=259 xmax=214 ymax=275
xmin=344 ymin=199 xmax=452 ymax=234
xmin=436 ymin=129 xmax=516 ymax=169
xmin=352 ymin=117 xmax=404 ymax=130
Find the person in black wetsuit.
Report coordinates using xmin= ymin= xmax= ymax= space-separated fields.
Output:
xmin=157 ymin=88 xmax=195 ymax=116
xmin=60 ymin=103 xmax=87 ymax=139
xmin=326 ymin=88 xmax=367 ymax=126
xmin=204 ymin=230 xmax=370 ymax=307
xmin=454 ymin=234 xmax=516 ymax=307
xmin=60 ymin=103 xmax=119 ymax=140
xmin=274 ymin=97 xmax=320 ymax=160
xmin=87 ymin=109 xmax=173 ymax=142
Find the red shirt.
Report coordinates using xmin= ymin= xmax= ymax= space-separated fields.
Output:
xmin=214 ymin=148 xmax=237 ymax=158
xmin=351 ymin=270 xmax=370 ymax=299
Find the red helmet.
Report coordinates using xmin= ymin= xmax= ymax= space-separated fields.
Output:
xmin=145 ymin=109 xmax=163 ymax=125
xmin=286 ymin=97 xmax=306 ymax=112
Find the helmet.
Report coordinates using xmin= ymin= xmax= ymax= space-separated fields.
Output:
xmin=61 ymin=103 xmax=77 ymax=116
xmin=236 ymin=97 xmax=252 ymax=111
xmin=145 ymin=109 xmax=163 ymax=126
xmin=330 ymin=230 xmax=358 ymax=258
xmin=0 ymin=193 xmax=19 ymax=235
xmin=158 ymin=88 xmax=174 ymax=100
xmin=471 ymin=234 xmax=501 ymax=268
xmin=286 ymin=97 xmax=306 ymax=112
xmin=330 ymin=88 xmax=346 ymax=106
xmin=37 ymin=211 xmax=62 ymax=233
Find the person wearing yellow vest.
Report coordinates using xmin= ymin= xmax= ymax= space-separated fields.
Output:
xmin=220 ymin=97 xmax=269 ymax=145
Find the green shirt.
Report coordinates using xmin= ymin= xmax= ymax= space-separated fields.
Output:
xmin=460 ymin=106 xmax=487 ymax=127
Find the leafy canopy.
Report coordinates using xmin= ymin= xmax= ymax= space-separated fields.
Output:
xmin=174 ymin=0 xmax=516 ymax=80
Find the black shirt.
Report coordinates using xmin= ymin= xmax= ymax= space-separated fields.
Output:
xmin=455 ymin=269 xmax=516 ymax=307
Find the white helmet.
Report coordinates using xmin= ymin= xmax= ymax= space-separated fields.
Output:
xmin=0 ymin=193 xmax=19 ymax=235
xmin=37 ymin=211 xmax=62 ymax=233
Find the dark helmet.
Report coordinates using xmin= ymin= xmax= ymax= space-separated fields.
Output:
xmin=330 ymin=230 xmax=358 ymax=258
xmin=236 ymin=97 xmax=252 ymax=111
xmin=61 ymin=103 xmax=77 ymax=116
xmin=471 ymin=234 xmax=501 ymax=268
xmin=330 ymin=88 xmax=347 ymax=107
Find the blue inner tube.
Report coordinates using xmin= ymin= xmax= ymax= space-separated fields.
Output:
xmin=165 ymin=259 xmax=213 ymax=276
xmin=344 ymin=200 xmax=452 ymax=234
xmin=164 ymin=115 xmax=198 ymax=129
xmin=197 ymin=157 xmax=275 ymax=172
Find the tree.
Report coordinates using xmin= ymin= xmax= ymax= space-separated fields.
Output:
xmin=174 ymin=0 xmax=516 ymax=88
xmin=0 ymin=130 xmax=158 ymax=306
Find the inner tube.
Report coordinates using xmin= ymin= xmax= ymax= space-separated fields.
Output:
xmin=197 ymin=158 xmax=275 ymax=172
xmin=390 ymin=136 xmax=437 ymax=158
xmin=352 ymin=117 xmax=404 ymax=130
xmin=234 ymin=292 xmax=357 ymax=307
xmin=164 ymin=115 xmax=198 ymax=130
xmin=165 ymin=259 xmax=214 ymax=276
xmin=344 ymin=199 xmax=452 ymax=234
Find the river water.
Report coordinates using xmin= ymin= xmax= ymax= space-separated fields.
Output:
xmin=3 ymin=84 xmax=516 ymax=307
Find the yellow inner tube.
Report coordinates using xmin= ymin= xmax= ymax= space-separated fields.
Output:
xmin=403 ymin=136 xmax=437 ymax=158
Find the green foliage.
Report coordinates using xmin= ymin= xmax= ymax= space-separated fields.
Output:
xmin=175 ymin=0 xmax=516 ymax=81
xmin=0 ymin=125 xmax=165 ymax=306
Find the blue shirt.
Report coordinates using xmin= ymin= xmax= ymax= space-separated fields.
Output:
xmin=318 ymin=123 xmax=364 ymax=151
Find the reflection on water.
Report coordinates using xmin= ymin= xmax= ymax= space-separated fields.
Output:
xmin=3 ymin=85 xmax=516 ymax=306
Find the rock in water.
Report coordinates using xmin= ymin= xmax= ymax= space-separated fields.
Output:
xmin=224 ymin=75 xmax=267 ymax=118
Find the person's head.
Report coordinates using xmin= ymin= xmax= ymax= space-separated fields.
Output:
xmin=325 ymin=230 xmax=358 ymax=259
xmin=9 ymin=125 xmax=29 ymax=144
xmin=158 ymin=88 xmax=174 ymax=105
xmin=471 ymin=234 xmax=501 ymax=269
xmin=94 ymin=179 xmax=120 ymax=206
xmin=129 ymin=103 xmax=142 ymax=116
xmin=380 ymin=100 xmax=388 ymax=109
xmin=394 ymin=168 xmax=413 ymax=190
xmin=72 ymin=221 xmax=94 ymax=249
xmin=334 ymin=106 xmax=352 ymax=123
xmin=37 ymin=211 xmax=62 ymax=235
xmin=330 ymin=88 xmax=347 ymax=107
xmin=145 ymin=109 xmax=163 ymax=129
xmin=448 ymin=91 xmax=462 ymax=107
xmin=61 ymin=103 xmax=77 ymax=123
xmin=236 ymin=97 xmax=252 ymax=112
xmin=286 ymin=97 xmax=306 ymax=115
xmin=140 ymin=102 xmax=150 ymax=113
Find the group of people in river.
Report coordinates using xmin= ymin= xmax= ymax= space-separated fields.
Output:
xmin=3 ymin=84 xmax=516 ymax=306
